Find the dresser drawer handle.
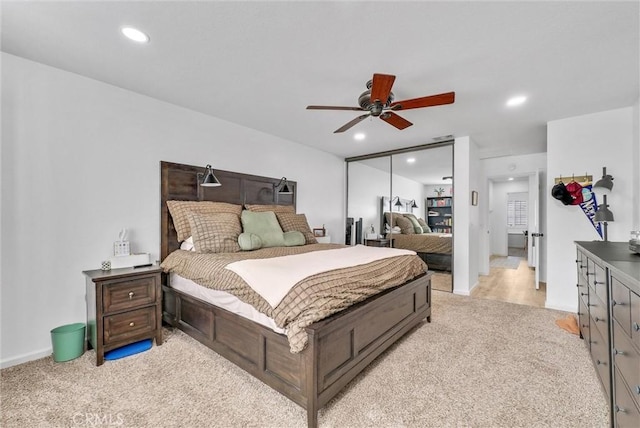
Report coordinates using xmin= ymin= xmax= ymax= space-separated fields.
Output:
xmin=593 ymin=280 xmax=604 ymax=285
xmin=633 ymin=322 xmax=640 ymax=332
xmin=128 ymin=292 xmax=134 ymax=299
xmin=615 ymin=405 xmax=626 ymax=414
xmin=580 ymin=292 xmax=588 ymax=296
xmin=129 ymin=322 xmax=135 ymax=327
xmin=613 ymin=348 xmax=625 ymax=356
xmin=635 ymin=385 xmax=640 ymax=395
xmin=594 ymin=317 xmax=603 ymax=322
xmin=581 ymin=324 xmax=588 ymax=328
xmin=595 ymin=359 xmax=603 ymax=365
xmin=586 ymin=272 xmax=595 ymax=276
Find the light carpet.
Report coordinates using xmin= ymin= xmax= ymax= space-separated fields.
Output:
xmin=490 ymin=256 xmax=521 ymax=270
xmin=1 ymin=292 xmax=608 ymax=428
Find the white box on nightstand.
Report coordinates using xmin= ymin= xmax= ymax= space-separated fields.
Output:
xmin=316 ymin=236 xmax=331 ymax=244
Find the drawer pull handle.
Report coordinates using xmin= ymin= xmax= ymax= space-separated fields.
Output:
xmin=128 ymin=292 xmax=134 ymax=299
xmin=595 ymin=359 xmax=602 ymax=365
xmin=587 ymin=272 xmax=595 ymax=276
xmin=594 ymin=317 xmax=602 ymax=322
xmin=129 ymin=322 xmax=135 ymax=327
xmin=613 ymin=348 xmax=625 ymax=356
xmin=593 ymin=280 xmax=604 ymax=285
xmin=635 ymin=385 xmax=640 ymax=395
xmin=633 ymin=322 xmax=640 ymax=332
xmin=580 ymin=292 xmax=588 ymax=296
xmin=581 ymin=324 xmax=588 ymax=328
xmin=615 ymin=405 xmax=626 ymax=414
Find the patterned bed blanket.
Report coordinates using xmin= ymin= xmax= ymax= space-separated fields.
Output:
xmin=160 ymin=244 xmax=427 ymax=353
xmin=390 ymin=233 xmax=452 ymax=254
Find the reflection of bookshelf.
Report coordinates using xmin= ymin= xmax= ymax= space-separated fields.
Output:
xmin=426 ymin=197 xmax=453 ymax=233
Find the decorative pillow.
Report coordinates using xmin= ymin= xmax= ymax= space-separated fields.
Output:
xmin=403 ymin=214 xmax=424 ymax=234
xmin=237 ymin=233 xmax=263 ymax=251
xmin=395 ymin=215 xmax=416 ymax=235
xmin=187 ymin=212 xmax=241 ymax=253
xmin=275 ymin=213 xmax=318 ymax=244
xmin=283 ymin=231 xmax=305 ymax=246
xmin=167 ymin=200 xmax=242 ymax=242
xmin=384 ymin=212 xmax=397 ymax=229
xmin=417 ymin=218 xmax=432 ymax=233
xmin=241 ymin=210 xmax=286 ymax=248
xmin=245 ymin=204 xmax=295 ymax=214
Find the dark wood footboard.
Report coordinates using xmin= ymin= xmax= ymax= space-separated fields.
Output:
xmin=162 ymin=272 xmax=432 ymax=427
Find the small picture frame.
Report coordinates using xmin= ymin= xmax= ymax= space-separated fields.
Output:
xmin=471 ymin=190 xmax=478 ymax=206
xmin=313 ymin=228 xmax=326 ymax=237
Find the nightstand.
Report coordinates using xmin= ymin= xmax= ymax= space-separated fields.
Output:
xmin=83 ymin=266 xmax=163 ymax=366
xmin=365 ymin=238 xmax=391 ymax=247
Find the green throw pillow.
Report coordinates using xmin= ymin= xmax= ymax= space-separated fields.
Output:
xmin=237 ymin=232 xmax=263 ymax=251
xmin=403 ymin=214 xmax=423 ymax=234
xmin=241 ymin=210 xmax=286 ymax=248
xmin=283 ymin=231 xmax=305 ymax=247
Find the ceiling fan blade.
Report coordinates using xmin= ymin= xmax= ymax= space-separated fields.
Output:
xmin=307 ymin=105 xmax=364 ymax=111
xmin=370 ymin=73 xmax=396 ymax=104
xmin=334 ymin=114 xmax=370 ymax=133
xmin=380 ymin=112 xmax=413 ymax=130
xmin=390 ymin=91 xmax=455 ymax=110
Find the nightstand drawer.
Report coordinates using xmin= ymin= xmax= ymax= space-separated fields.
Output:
xmin=103 ymin=275 xmax=157 ymax=314
xmin=104 ymin=307 xmax=156 ymax=345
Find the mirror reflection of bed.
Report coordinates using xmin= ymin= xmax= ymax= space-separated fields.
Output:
xmin=346 ymin=143 xmax=454 ymax=293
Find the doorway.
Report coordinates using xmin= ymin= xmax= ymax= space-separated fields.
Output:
xmin=474 ymin=175 xmax=545 ymax=307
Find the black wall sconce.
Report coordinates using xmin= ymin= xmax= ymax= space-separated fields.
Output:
xmin=275 ymin=177 xmax=293 ymax=194
xmin=199 ymin=164 xmax=221 ymax=187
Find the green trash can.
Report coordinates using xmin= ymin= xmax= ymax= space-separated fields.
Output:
xmin=50 ymin=323 xmax=86 ymax=362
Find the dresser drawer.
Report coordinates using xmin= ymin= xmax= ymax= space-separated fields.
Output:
xmin=613 ymin=321 xmax=640 ymax=410
xmin=614 ymin=367 xmax=640 ymax=428
xmin=576 ymin=251 xmax=589 ymax=281
xmin=587 ymin=259 xmax=607 ymax=302
xmin=612 ymin=276 xmax=632 ymax=336
xmin=104 ymin=306 xmax=156 ymax=345
xmin=590 ymin=292 xmax=609 ymax=342
xmin=578 ymin=295 xmax=590 ymax=346
xmin=590 ymin=323 xmax=611 ymax=398
xmin=103 ymin=275 xmax=157 ymax=314
xmin=631 ymin=291 xmax=640 ymax=350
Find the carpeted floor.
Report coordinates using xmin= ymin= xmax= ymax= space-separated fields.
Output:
xmin=1 ymin=292 xmax=608 ymax=428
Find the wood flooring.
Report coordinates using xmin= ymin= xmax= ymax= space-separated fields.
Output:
xmin=472 ymin=254 xmax=546 ymax=308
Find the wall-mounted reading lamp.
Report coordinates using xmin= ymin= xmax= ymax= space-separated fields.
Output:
xmin=410 ymin=199 xmax=419 ymax=209
xmin=200 ymin=164 xmax=221 ymax=187
xmin=593 ymin=167 xmax=614 ymax=241
xmin=392 ymin=196 xmax=403 ymax=208
xmin=275 ymin=177 xmax=293 ymax=194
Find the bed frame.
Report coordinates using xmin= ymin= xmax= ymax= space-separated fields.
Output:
xmin=160 ymin=161 xmax=432 ymax=427
xmin=379 ymin=197 xmax=452 ymax=271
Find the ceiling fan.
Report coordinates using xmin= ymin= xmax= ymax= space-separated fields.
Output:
xmin=307 ymin=73 xmax=455 ymax=133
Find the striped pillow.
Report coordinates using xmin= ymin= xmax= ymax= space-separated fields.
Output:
xmin=187 ymin=211 xmax=241 ymax=253
xmin=167 ymin=200 xmax=242 ymax=242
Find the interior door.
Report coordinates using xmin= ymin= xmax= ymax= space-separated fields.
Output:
xmin=530 ymin=169 xmax=543 ymax=289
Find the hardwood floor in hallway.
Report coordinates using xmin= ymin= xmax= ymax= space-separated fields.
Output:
xmin=471 ymin=254 xmax=546 ymax=308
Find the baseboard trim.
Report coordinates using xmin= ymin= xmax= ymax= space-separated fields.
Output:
xmin=1 ymin=347 xmax=51 ymax=369
xmin=544 ymin=302 xmax=577 ymax=313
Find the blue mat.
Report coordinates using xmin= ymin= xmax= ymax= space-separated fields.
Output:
xmin=104 ymin=339 xmax=152 ymax=360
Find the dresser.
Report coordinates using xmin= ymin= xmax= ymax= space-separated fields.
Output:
xmin=83 ymin=266 xmax=163 ymax=366
xmin=575 ymin=242 xmax=640 ymax=427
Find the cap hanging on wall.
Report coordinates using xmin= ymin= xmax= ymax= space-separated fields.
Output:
xmin=200 ymin=165 xmax=221 ymax=187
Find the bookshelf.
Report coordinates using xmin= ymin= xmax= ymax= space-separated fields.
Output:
xmin=426 ymin=196 xmax=452 ymax=233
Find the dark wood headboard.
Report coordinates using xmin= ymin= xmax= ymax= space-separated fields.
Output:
xmin=160 ymin=161 xmax=296 ymax=261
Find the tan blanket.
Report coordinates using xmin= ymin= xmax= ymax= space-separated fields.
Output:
xmin=161 ymin=244 xmax=427 ymax=353
xmin=390 ymin=233 xmax=452 ymax=254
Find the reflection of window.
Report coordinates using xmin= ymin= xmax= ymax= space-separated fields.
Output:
xmin=507 ymin=200 xmax=527 ymax=227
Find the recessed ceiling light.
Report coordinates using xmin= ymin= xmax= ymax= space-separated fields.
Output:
xmin=353 ymin=133 xmax=365 ymax=141
xmin=407 ymin=158 xmax=416 ymax=164
xmin=506 ymin=95 xmax=527 ymax=107
xmin=121 ymin=26 xmax=150 ymax=43
xmin=508 ymin=177 xmax=514 ymax=181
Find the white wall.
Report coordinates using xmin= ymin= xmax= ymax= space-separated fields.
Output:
xmin=633 ymin=99 xmax=639 ymax=230
xmin=452 ymin=136 xmax=481 ymax=295
xmin=0 ymin=54 xmax=345 ymax=367
xmin=547 ymin=106 xmax=636 ymax=312
xmin=424 ymin=184 xmax=453 ymax=198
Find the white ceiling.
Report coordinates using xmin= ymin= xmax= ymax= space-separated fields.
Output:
xmin=2 ymin=1 xmax=638 ymax=160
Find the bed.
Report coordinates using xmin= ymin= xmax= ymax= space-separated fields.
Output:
xmin=380 ymin=197 xmax=452 ymax=271
xmin=160 ymin=161 xmax=432 ymax=428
